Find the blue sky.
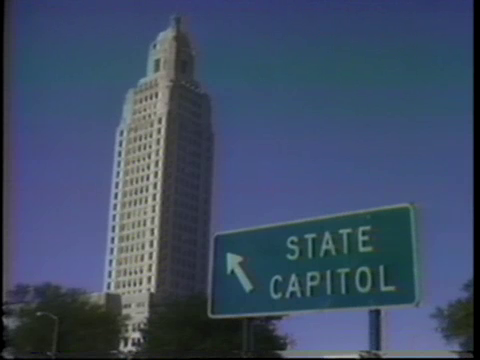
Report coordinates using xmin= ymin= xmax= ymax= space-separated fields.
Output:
xmin=8 ymin=0 xmax=472 ymax=352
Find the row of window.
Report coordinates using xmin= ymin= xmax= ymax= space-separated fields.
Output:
xmin=179 ymin=107 xmax=202 ymax=121
xmin=173 ymin=269 xmax=195 ymax=282
xmin=128 ymin=117 xmax=162 ymax=135
xmin=124 ymin=167 xmax=158 ymax=182
xmin=119 ymin=197 xmax=155 ymax=212
xmin=122 ymin=301 xmax=147 ymax=310
xmin=116 ymin=263 xmax=154 ymax=278
xmin=174 ymin=188 xmax=200 ymax=205
xmin=117 ymin=226 xmax=157 ymax=243
xmin=117 ymin=220 xmax=159 ymax=233
xmin=117 ymin=240 xmax=155 ymax=254
xmin=122 ymin=336 xmax=144 ymax=348
xmin=116 ymin=276 xmax=153 ymax=289
xmin=125 ymin=320 xmax=146 ymax=332
xmin=116 ymin=191 xmax=159 ymax=212
xmin=124 ymin=141 xmax=160 ymax=161
xmin=175 ymin=198 xmax=199 ymax=214
xmin=171 ymin=235 xmax=197 ymax=250
xmin=172 ymin=242 xmax=197 ymax=255
xmin=117 ymin=204 xmax=157 ymax=220
xmin=180 ymin=115 xmax=203 ymax=132
xmin=177 ymin=167 xmax=201 ymax=185
xmin=132 ymin=104 xmax=159 ymax=118
xmin=115 ymin=253 xmax=154 ymax=268
xmin=124 ymin=164 xmax=160 ymax=179
xmin=179 ymin=93 xmax=202 ymax=110
xmin=124 ymin=152 xmax=161 ymax=168
xmin=122 ymin=174 xmax=158 ymax=192
xmin=134 ymin=91 xmax=159 ymax=105
xmin=121 ymin=187 xmax=160 ymax=201
xmin=179 ymin=133 xmax=202 ymax=149
xmin=114 ymin=216 xmax=156 ymax=229
xmin=116 ymin=252 xmax=156 ymax=266
xmin=178 ymin=145 xmax=202 ymax=160
xmin=177 ymin=157 xmax=201 ymax=173
xmin=124 ymin=124 xmax=155 ymax=142
xmin=173 ymin=209 xmax=198 ymax=225
xmin=173 ymin=223 xmax=198 ymax=237
xmin=111 ymin=222 xmax=156 ymax=244
xmin=125 ymin=138 xmax=162 ymax=157
xmin=132 ymin=113 xmax=160 ymax=123
xmin=176 ymin=175 xmax=200 ymax=192
xmin=118 ymin=289 xmax=153 ymax=296
xmin=177 ymin=162 xmax=201 ymax=179
xmin=173 ymin=216 xmax=208 ymax=232
xmin=123 ymin=170 xmax=159 ymax=186
xmin=116 ymin=213 xmax=157 ymax=226
xmin=132 ymin=103 xmax=158 ymax=116
xmin=174 ymin=257 xmax=197 ymax=272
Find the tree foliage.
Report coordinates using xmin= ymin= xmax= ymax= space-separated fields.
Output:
xmin=136 ymin=294 xmax=292 ymax=358
xmin=430 ymin=278 xmax=473 ymax=351
xmin=5 ymin=282 xmax=127 ymax=358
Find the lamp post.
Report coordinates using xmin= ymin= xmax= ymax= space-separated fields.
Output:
xmin=36 ymin=312 xmax=59 ymax=359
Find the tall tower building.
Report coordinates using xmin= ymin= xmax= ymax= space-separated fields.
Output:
xmin=102 ymin=15 xmax=214 ymax=351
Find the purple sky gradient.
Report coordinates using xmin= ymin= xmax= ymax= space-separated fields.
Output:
xmin=8 ymin=0 xmax=472 ymax=353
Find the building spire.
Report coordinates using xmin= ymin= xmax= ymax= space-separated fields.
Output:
xmin=170 ymin=14 xmax=182 ymax=32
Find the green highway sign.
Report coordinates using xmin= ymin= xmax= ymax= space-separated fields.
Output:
xmin=208 ymin=204 xmax=420 ymax=319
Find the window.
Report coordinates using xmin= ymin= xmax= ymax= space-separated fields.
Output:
xmin=154 ymin=58 xmax=161 ymax=73
xmin=180 ymin=60 xmax=187 ymax=74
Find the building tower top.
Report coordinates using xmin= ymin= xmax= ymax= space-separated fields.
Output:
xmin=145 ymin=14 xmax=195 ymax=81
xmin=170 ymin=14 xmax=182 ymax=32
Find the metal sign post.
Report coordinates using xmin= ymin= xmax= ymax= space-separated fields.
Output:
xmin=369 ymin=309 xmax=382 ymax=353
xmin=242 ymin=318 xmax=254 ymax=357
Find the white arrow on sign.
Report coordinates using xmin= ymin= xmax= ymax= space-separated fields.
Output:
xmin=226 ymin=253 xmax=254 ymax=293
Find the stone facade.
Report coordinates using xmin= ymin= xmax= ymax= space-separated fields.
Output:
xmin=102 ymin=15 xmax=214 ymax=352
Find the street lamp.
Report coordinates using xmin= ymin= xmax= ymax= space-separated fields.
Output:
xmin=36 ymin=312 xmax=59 ymax=359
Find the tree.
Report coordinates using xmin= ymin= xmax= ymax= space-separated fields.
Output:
xmin=431 ymin=278 xmax=473 ymax=351
xmin=136 ymin=294 xmax=292 ymax=358
xmin=5 ymin=282 xmax=127 ymax=358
